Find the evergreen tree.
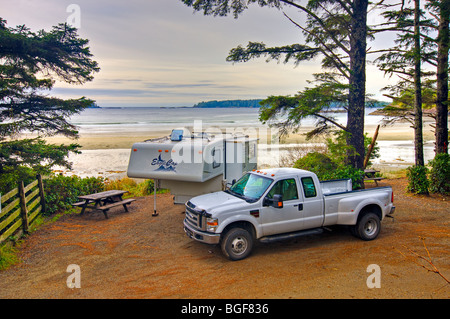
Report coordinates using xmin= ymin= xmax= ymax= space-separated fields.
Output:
xmin=0 ymin=18 xmax=99 ymax=183
xmin=181 ymin=0 xmax=371 ymax=170
xmin=373 ymin=0 xmax=449 ymax=156
xmin=373 ymin=0 xmax=437 ymax=166
xmin=429 ymin=0 xmax=449 ymax=154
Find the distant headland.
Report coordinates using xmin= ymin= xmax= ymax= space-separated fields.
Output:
xmin=192 ymin=99 xmax=389 ymax=109
xmin=88 ymin=102 xmax=101 ymax=108
xmin=193 ymin=99 xmax=263 ymax=108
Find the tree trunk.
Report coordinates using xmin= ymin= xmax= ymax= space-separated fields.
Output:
xmin=435 ymin=0 xmax=449 ymax=154
xmin=346 ymin=0 xmax=368 ymax=170
xmin=413 ymin=0 xmax=424 ymax=166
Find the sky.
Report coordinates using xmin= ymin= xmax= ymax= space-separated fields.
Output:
xmin=2 ymin=0 xmax=399 ymax=107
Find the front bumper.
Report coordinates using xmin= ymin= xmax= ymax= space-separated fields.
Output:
xmin=183 ymin=219 xmax=221 ymax=245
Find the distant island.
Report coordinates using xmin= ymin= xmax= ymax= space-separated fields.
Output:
xmin=192 ymin=99 xmax=389 ymax=109
xmin=193 ymin=99 xmax=263 ymax=108
xmin=88 ymin=102 xmax=101 ymax=108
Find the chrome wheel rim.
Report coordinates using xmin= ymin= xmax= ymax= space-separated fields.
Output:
xmin=364 ymin=219 xmax=378 ymax=236
xmin=231 ymin=236 xmax=248 ymax=255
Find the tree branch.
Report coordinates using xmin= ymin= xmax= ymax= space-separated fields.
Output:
xmin=283 ymin=12 xmax=351 ymax=79
xmin=279 ymin=0 xmax=351 ymax=55
xmin=394 ymin=237 xmax=450 ymax=285
xmin=226 ymin=41 xmax=319 ymax=64
xmin=313 ymin=112 xmax=347 ymax=131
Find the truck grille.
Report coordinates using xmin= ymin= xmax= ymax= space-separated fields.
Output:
xmin=185 ymin=202 xmax=205 ymax=231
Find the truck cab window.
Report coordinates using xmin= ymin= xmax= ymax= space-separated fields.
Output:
xmin=229 ymin=173 xmax=272 ymax=201
xmin=301 ymin=177 xmax=317 ymax=198
xmin=267 ymin=179 xmax=298 ymax=201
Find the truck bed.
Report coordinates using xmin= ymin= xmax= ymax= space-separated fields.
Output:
xmin=322 ymin=186 xmax=393 ymax=226
xmin=320 ymin=179 xmax=352 ymax=195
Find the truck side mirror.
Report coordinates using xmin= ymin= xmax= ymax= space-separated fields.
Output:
xmin=263 ymin=195 xmax=283 ymax=208
xmin=231 ymin=179 xmax=236 ymax=186
xmin=272 ymin=194 xmax=283 ymax=209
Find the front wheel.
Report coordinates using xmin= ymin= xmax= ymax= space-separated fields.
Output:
xmin=221 ymin=227 xmax=254 ymax=261
xmin=352 ymin=212 xmax=381 ymax=241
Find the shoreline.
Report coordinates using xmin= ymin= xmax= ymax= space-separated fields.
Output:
xmin=40 ymin=121 xmax=438 ymax=179
xmin=17 ymin=119 xmax=439 ymax=179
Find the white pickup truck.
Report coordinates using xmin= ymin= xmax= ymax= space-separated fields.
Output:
xmin=183 ymin=168 xmax=395 ymax=260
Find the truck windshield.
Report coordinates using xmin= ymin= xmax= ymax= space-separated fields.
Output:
xmin=227 ymin=173 xmax=273 ymax=202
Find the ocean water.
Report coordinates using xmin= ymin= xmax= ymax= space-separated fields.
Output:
xmin=70 ymin=107 xmax=265 ymax=134
xmin=69 ymin=107 xmax=386 ymax=135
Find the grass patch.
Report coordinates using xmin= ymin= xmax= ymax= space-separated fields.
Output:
xmin=0 ymin=243 xmax=21 ymax=271
xmin=103 ymin=177 xmax=168 ymax=198
xmin=380 ymin=168 xmax=407 ymax=179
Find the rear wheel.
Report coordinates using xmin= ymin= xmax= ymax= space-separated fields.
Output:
xmin=352 ymin=212 xmax=381 ymax=241
xmin=221 ymin=227 xmax=254 ymax=261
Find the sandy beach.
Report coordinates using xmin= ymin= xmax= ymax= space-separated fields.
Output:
xmin=36 ymin=117 xmax=440 ymax=179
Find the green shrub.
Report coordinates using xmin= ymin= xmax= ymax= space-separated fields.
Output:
xmin=287 ymin=130 xmax=380 ymax=190
xmin=428 ymin=153 xmax=450 ymax=195
xmin=293 ymin=152 xmax=337 ymax=177
xmin=406 ymin=165 xmax=429 ymax=195
xmin=0 ymin=166 xmax=37 ymax=195
xmin=322 ymin=165 xmax=365 ymax=189
xmin=43 ymin=175 xmax=105 ymax=215
xmin=104 ymin=177 xmax=155 ymax=197
xmin=326 ymin=131 xmax=380 ymax=167
xmin=294 ymin=152 xmax=364 ymax=189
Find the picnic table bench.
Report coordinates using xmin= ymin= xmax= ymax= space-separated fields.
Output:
xmin=364 ymin=169 xmax=385 ymax=186
xmin=72 ymin=190 xmax=136 ymax=219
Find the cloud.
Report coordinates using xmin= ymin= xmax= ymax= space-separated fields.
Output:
xmin=3 ymin=0 xmax=396 ymax=106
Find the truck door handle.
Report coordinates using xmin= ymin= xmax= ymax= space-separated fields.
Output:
xmin=294 ymin=204 xmax=303 ymax=211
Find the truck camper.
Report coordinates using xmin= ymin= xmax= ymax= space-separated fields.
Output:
xmin=127 ymin=129 xmax=258 ymax=204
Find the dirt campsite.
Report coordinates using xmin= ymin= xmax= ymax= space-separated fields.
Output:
xmin=0 ymin=177 xmax=448 ymax=299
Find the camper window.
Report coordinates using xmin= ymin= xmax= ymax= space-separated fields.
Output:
xmin=212 ymin=148 xmax=221 ymax=169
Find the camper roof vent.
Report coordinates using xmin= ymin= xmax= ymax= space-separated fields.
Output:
xmin=170 ymin=129 xmax=184 ymax=141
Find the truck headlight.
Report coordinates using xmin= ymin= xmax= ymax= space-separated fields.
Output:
xmin=206 ymin=217 xmax=219 ymax=232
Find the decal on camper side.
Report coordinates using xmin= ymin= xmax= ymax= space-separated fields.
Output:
xmin=151 ymin=154 xmax=178 ymax=172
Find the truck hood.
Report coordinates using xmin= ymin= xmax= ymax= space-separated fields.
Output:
xmin=188 ymin=191 xmax=246 ymax=215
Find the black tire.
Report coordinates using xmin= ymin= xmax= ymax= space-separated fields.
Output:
xmin=221 ymin=227 xmax=254 ymax=261
xmin=353 ymin=212 xmax=381 ymax=241
xmin=349 ymin=224 xmax=358 ymax=237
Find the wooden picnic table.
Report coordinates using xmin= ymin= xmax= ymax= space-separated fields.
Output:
xmin=72 ymin=190 xmax=136 ymax=219
xmin=364 ymin=169 xmax=385 ymax=186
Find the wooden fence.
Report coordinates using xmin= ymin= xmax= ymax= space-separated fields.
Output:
xmin=0 ymin=175 xmax=46 ymax=245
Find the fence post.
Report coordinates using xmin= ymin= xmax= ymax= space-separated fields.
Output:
xmin=18 ymin=181 xmax=29 ymax=234
xmin=37 ymin=174 xmax=46 ymax=215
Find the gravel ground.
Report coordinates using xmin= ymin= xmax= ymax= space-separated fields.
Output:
xmin=0 ymin=177 xmax=448 ymax=299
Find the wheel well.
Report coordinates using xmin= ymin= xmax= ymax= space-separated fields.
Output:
xmin=358 ymin=204 xmax=382 ymax=221
xmin=222 ymin=221 xmax=256 ymax=239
